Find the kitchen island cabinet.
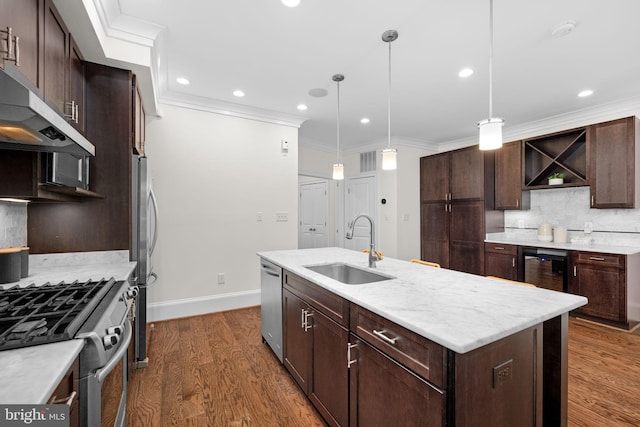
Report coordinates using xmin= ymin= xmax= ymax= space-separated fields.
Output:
xmin=264 ymin=247 xmax=586 ymax=426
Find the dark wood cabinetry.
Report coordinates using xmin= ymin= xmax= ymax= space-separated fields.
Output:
xmin=0 ymin=0 xmax=42 ymax=88
xmin=589 ymin=117 xmax=640 ymax=208
xmin=485 ymin=242 xmax=520 ymax=281
xmin=569 ymin=251 xmax=627 ymax=326
xmin=283 ymin=271 xmax=349 ymax=427
xmin=47 ymin=357 xmax=80 ymax=427
xmin=420 ymin=147 xmax=503 ymax=275
xmin=495 ymin=140 xmax=529 ymax=210
xmin=67 ymin=35 xmax=85 ymax=133
xmin=42 ymin=0 xmax=68 ymax=116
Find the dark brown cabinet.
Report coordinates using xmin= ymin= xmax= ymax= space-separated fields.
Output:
xmin=589 ymin=117 xmax=640 ymax=208
xmin=42 ymin=0 xmax=68 ymax=115
xmin=283 ymin=272 xmax=349 ymax=427
xmin=0 ymin=0 xmax=42 ymax=88
xmin=420 ymin=147 xmax=503 ymax=275
xmin=485 ymin=243 xmax=520 ymax=281
xmin=495 ymin=140 xmax=529 ymax=210
xmin=569 ymin=251 xmax=627 ymax=326
xmin=47 ymin=357 xmax=80 ymax=427
xmin=67 ymin=35 xmax=85 ymax=133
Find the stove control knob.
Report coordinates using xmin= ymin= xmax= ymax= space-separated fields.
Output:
xmin=107 ymin=326 xmax=123 ymax=336
xmin=103 ymin=334 xmax=119 ymax=349
xmin=126 ymin=287 xmax=139 ymax=299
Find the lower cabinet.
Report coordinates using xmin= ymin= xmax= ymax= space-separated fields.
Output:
xmin=282 ymin=269 xmax=542 ymax=426
xmin=47 ymin=357 xmax=80 ymax=427
xmin=569 ymin=251 xmax=627 ymax=325
xmin=485 ymin=243 xmax=520 ymax=281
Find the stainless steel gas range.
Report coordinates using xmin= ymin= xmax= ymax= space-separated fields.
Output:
xmin=0 ymin=277 xmax=137 ymax=426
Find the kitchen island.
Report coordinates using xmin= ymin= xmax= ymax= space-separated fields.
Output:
xmin=258 ymin=247 xmax=587 ymax=426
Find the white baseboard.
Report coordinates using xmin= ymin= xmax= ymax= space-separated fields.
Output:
xmin=147 ymin=289 xmax=261 ymax=322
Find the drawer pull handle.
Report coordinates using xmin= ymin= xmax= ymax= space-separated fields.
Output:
xmin=373 ymin=329 xmax=397 ymax=345
xmin=494 ymin=247 xmax=505 ymax=250
xmin=347 ymin=343 xmax=358 ymax=368
xmin=589 ymin=257 xmax=606 ymax=261
xmin=49 ymin=391 xmax=77 ymax=407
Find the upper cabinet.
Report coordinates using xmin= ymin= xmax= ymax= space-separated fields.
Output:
xmin=68 ymin=35 xmax=86 ymax=133
xmin=42 ymin=0 xmax=68 ymax=116
xmin=0 ymin=0 xmax=42 ymax=88
xmin=523 ymin=127 xmax=588 ymax=189
xmin=495 ymin=140 xmax=530 ymax=210
xmin=588 ymin=117 xmax=640 ymax=208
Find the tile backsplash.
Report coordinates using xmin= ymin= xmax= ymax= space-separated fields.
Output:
xmin=0 ymin=201 xmax=28 ymax=247
xmin=504 ymin=187 xmax=640 ymax=247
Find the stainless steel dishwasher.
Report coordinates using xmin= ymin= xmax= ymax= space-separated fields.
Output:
xmin=260 ymin=258 xmax=283 ymax=362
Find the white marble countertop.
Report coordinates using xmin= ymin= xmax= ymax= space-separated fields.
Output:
xmin=0 ymin=251 xmax=137 ymax=404
xmin=485 ymin=235 xmax=640 ymax=255
xmin=0 ymin=340 xmax=84 ymax=404
xmin=257 ymin=247 xmax=587 ymax=354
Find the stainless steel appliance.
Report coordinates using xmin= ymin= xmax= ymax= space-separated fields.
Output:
xmin=0 ymin=68 xmax=94 ymax=156
xmin=0 ymin=278 xmax=137 ymax=426
xmin=41 ymin=152 xmax=90 ymax=189
xmin=260 ymin=259 xmax=283 ymax=362
xmin=131 ymin=155 xmax=159 ymax=368
xmin=523 ymin=247 xmax=568 ymax=292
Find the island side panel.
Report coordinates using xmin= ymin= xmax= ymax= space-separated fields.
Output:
xmin=543 ymin=313 xmax=569 ymax=427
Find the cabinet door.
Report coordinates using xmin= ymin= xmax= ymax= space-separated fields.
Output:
xmin=450 ymin=147 xmax=484 ymax=200
xmin=48 ymin=358 xmax=79 ymax=427
xmin=450 ymin=241 xmax=484 ymax=276
xmin=570 ymin=253 xmax=626 ymax=324
xmin=67 ymin=35 xmax=85 ymax=133
xmin=349 ymin=335 xmax=445 ymax=427
xmin=283 ymin=289 xmax=312 ymax=395
xmin=420 ymin=202 xmax=449 ymax=269
xmin=0 ymin=0 xmax=41 ymax=88
xmin=589 ymin=117 xmax=637 ymax=208
xmin=495 ymin=141 xmax=529 ymax=210
xmin=43 ymin=0 xmax=68 ymax=115
xmin=450 ymin=201 xmax=485 ymax=243
xmin=309 ymin=310 xmax=349 ymax=427
xmin=420 ymin=153 xmax=449 ymax=202
xmin=485 ymin=250 xmax=518 ymax=280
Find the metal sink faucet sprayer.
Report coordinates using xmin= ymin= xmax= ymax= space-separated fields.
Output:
xmin=345 ymin=213 xmax=380 ymax=268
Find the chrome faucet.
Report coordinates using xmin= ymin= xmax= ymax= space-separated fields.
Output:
xmin=345 ymin=213 xmax=380 ymax=268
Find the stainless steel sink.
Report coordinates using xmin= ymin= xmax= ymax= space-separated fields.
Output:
xmin=305 ymin=263 xmax=393 ymax=285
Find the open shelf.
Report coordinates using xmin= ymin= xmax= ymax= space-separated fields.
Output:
xmin=523 ymin=127 xmax=588 ymax=189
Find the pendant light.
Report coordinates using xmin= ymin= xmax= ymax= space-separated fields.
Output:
xmin=332 ymin=74 xmax=345 ymax=180
xmin=381 ymin=30 xmax=398 ymax=170
xmin=478 ymin=0 xmax=504 ymax=151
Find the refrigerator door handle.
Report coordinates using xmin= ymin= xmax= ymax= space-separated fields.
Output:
xmin=149 ymin=188 xmax=159 ymax=256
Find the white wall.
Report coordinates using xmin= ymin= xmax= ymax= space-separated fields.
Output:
xmin=144 ymin=104 xmax=298 ymax=316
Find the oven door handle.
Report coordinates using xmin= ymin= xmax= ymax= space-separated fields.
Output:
xmin=96 ymin=319 xmax=132 ymax=383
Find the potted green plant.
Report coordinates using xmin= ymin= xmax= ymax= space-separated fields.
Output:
xmin=548 ymin=172 xmax=565 ymax=185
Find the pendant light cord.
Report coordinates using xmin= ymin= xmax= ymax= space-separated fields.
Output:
xmin=336 ymin=79 xmax=340 ymax=162
xmin=488 ymin=0 xmax=494 ymax=118
xmin=387 ymin=40 xmax=392 ymax=149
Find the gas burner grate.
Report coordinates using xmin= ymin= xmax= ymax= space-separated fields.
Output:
xmin=0 ymin=278 xmax=117 ymax=351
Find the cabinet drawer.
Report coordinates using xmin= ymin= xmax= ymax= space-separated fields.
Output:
xmin=350 ymin=304 xmax=447 ymax=389
xmin=575 ymin=252 xmax=624 ymax=268
xmin=284 ymin=271 xmax=349 ymax=327
xmin=485 ymin=243 xmax=518 ymax=255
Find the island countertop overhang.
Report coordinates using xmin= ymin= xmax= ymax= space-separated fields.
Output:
xmin=257 ymin=247 xmax=587 ymax=354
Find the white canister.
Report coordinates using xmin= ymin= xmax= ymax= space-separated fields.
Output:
xmin=553 ymin=227 xmax=568 ymax=243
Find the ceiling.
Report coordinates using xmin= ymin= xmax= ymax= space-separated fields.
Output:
xmin=66 ymin=0 xmax=640 ymax=152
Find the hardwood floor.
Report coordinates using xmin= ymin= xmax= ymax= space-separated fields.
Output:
xmin=127 ymin=307 xmax=640 ymax=426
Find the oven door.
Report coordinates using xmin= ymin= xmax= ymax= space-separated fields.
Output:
xmin=83 ymin=319 xmax=132 ymax=427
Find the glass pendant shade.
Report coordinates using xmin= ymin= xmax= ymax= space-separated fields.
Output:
xmin=381 ymin=148 xmax=397 ymax=170
xmin=332 ymin=163 xmax=344 ymax=180
xmin=478 ymin=118 xmax=504 ymax=150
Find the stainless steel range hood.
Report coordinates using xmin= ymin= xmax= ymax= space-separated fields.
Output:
xmin=0 ymin=68 xmax=95 ymax=157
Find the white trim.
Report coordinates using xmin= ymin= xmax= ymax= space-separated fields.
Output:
xmin=147 ymin=290 xmax=261 ymax=322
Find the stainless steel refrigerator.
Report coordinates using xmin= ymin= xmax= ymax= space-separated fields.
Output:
xmin=131 ymin=154 xmax=158 ymax=368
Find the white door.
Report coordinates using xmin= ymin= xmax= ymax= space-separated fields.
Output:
xmin=299 ymin=181 xmax=328 ymax=249
xmin=344 ymin=175 xmax=376 ymax=251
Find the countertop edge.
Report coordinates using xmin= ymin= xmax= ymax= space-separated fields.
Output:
xmin=484 ymin=237 xmax=640 ymax=255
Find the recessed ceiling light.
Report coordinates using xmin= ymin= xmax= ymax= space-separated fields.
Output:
xmin=233 ymin=90 xmax=245 ymax=97
xmin=297 ymin=104 xmax=308 ymax=111
xmin=458 ymin=68 xmax=474 ymax=78
xmin=578 ymin=89 xmax=594 ymax=98
xmin=360 ymin=118 xmax=370 ymax=124
xmin=176 ymin=77 xmax=190 ymax=85
xmin=552 ymin=20 xmax=576 ymax=38
xmin=282 ymin=0 xmax=300 ymax=7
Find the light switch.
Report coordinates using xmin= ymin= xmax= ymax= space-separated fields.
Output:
xmin=276 ymin=212 xmax=288 ymax=222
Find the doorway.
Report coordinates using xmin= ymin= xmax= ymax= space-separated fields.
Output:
xmin=344 ymin=175 xmax=376 ymax=251
xmin=299 ymin=180 xmax=329 ymax=249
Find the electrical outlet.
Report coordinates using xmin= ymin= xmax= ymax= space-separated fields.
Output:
xmin=584 ymin=222 xmax=593 ymax=234
xmin=492 ymin=359 xmax=513 ymax=388
xmin=276 ymin=212 xmax=288 ymax=222
xmin=217 ymin=273 xmax=225 ymax=285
